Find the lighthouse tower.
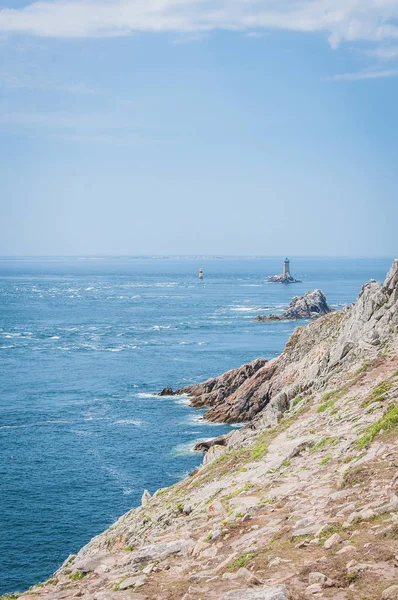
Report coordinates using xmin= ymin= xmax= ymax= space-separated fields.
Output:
xmin=283 ymin=258 xmax=291 ymax=278
xmin=198 ymin=268 xmax=204 ymax=280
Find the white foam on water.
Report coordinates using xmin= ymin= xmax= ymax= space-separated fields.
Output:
xmin=114 ymin=419 xmax=146 ymax=427
xmin=171 ymin=438 xmax=208 ymax=456
xmin=230 ymin=306 xmax=267 ymax=312
xmin=173 ymin=395 xmax=191 ymax=405
xmin=136 ymin=392 xmax=158 ymax=399
xmin=183 ymin=414 xmax=226 ymax=427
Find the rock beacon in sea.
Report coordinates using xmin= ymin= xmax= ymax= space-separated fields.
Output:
xmin=254 ymin=289 xmax=332 ymax=322
xmin=267 ymin=257 xmax=301 ymax=283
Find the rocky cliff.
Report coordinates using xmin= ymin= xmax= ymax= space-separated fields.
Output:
xmin=11 ymin=260 xmax=398 ymax=600
xmin=254 ymin=290 xmax=332 ymax=323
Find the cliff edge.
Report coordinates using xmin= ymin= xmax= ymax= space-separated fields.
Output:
xmin=11 ymin=260 xmax=398 ymax=600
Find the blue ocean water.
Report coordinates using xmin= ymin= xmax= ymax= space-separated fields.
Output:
xmin=0 ymin=256 xmax=393 ymax=594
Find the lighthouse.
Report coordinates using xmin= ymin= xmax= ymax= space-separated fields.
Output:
xmin=267 ymin=258 xmax=301 ymax=283
xmin=198 ymin=268 xmax=204 ymax=280
xmin=283 ymin=258 xmax=291 ymax=278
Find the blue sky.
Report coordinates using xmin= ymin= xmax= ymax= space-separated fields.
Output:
xmin=0 ymin=1 xmax=397 ymax=256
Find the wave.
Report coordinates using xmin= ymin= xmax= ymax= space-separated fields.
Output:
xmin=171 ymin=438 xmax=209 ymax=456
xmin=113 ymin=419 xmax=146 ymax=427
xmin=230 ymin=306 xmax=268 ymax=312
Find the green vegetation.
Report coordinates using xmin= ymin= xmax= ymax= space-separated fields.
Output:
xmin=319 ymin=455 xmax=333 ymax=466
xmin=355 ymin=403 xmax=398 ymax=450
xmin=69 ymin=570 xmax=85 ymax=581
xmin=0 ymin=596 xmax=19 ymax=600
xmin=293 ymin=395 xmax=303 ymax=407
xmin=356 ymin=361 xmax=370 ymax=374
xmin=362 ymin=380 xmax=393 ymax=407
xmin=316 ymin=390 xmax=344 ymax=413
xmin=250 ymin=431 xmax=271 ymax=459
xmin=393 ymin=370 xmax=398 ymax=377
xmin=230 ymin=552 xmax=254 ymax=569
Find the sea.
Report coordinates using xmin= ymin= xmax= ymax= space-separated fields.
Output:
xmin=0 ymin=256 xmax=393 ymax=594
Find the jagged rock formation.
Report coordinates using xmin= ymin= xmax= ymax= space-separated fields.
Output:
xmin=254 ymin=289 xmax=332 ymax=322
xmin=267 ymin=273 xmax=301 ymax=283
xmin=163 ymin=262 xmax=398 ymax=423
xmin=12 ymin=260 xmax=398 ymax=600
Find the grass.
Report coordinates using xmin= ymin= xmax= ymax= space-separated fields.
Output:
xmin=229 ymin=552 xmax=254 ymax=569
xmin=355 ymin=403 xmax=398 ymax=450
xmin=317 ymin=390 xmax=343 ymax=413
xmin=356 ymin=361 xmax=370 ymax=374
xmin=293 ymin=395 xmax=303 ymax=407
xmin=320 ymin=455 xmax=333 ymax=466
xmin=393 ymin=370 xmax=398 ymax=377
xmin=69 ymin=570 xmax=85 ymax=581
xmin=250 ymin=431 xmax=273 ymax=460
xmin=222 ymin=483 xmax=255 ymax=503
xmin=363 ymin=379 xmax=394 ymax=407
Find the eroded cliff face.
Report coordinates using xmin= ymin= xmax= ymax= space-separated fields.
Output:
xmin=169 ymin=261 xmax=398 ymax=424
xmin=13 ymin=261 xmax=398 ymax=600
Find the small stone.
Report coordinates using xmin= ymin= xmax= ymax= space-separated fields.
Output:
xmin=382 ymin=585 xmax=398 ymax=599
xmin=324 ymin=533 xmax=341 ymax=549
xmin=308 ymin=573 xmax=327 ymax=585
xmin=305 ymin=583 xmax=323 ymax=594
xmin=192 ymin=541 xmax=210 ymax=557
xmin=119 ymin=577 xmax=139 ymax=590
xmin=389 ymin=495 xmax=398 ymax=511
xmin=142 ymin=563 xmax=155 ymax=574
xmin=236 ymin=567 xmax=263 ymax=585
xmin=222 ymin=573 xmax=238 ymax=580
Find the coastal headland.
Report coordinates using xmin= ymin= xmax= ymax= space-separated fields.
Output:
xmin=10 ymin=260 xmax=398 ymax=600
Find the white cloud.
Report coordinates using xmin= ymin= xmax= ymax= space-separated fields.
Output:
xmin=325 ymin=67 xmax=398 ymax=81
xmin=366 ymin=45 xmax=398 ymax=60
xmin=1 ymin=0 xmax=398 ymax=47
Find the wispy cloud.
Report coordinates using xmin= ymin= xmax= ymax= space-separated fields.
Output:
xmin=0 ymin=72 xmax=97 ymax=94
xmin=0 ymin=110 xmax=172 ymax=145
xmin=325 ymin=67 xmax=398 ymax=82
xmin=1 ymin=0 xmax=398 ymax=48
xmin=366 ymin=46 xmax=398 ymax=60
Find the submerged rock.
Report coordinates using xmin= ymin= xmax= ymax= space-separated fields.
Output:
xmin=254 ymin=289 xmax=332 ymax=322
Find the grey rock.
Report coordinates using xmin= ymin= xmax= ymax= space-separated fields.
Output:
xmin=382 ymin=585 xmax=398 ymax=599
xmin=141 ymin=490 xmax=151 ymax=507
xmin=255 ymin=290 xmax=332 ymax=322
xmin=136 ymin=538 xmax=194 ymax=564
xmin=220 ymin=584 xmax=289 ymax=599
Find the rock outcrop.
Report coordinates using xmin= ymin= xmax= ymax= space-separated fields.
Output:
xmin=11 ymin=260 xmax=398 ymax=600
xmin=267 ymin=273 xmax=301 ymax=283
xmin=254 ymin=289 xmax=332 ymax=322
xmin=163 ymin=261 xmax=398 ymax=423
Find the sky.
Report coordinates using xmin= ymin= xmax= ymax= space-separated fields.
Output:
xmin=0 ymin=0 xmax=397 ymax=257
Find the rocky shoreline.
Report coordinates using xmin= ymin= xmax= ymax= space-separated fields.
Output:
xmin=10 ymin=260 xmax=398 ymax=600
xmin=254 ymin=290 xmax=332 ymax=323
